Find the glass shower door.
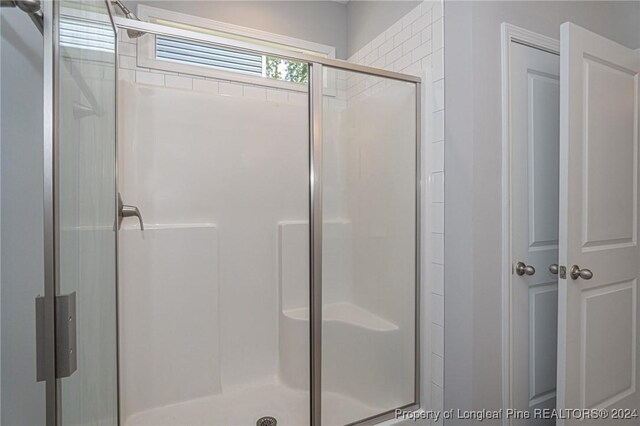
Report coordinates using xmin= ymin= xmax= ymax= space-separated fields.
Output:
xmin=46 ymin=0 xmax=118 ymax=424
xmin=320 ymin=67 xmax=419 ymax=425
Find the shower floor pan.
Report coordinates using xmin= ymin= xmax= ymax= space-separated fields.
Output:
xmin=124 ymin=378 xmax=381 ymax=426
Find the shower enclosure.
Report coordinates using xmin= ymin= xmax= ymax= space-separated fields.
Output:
xmin=31 ymin=0 xmax=422 ymax=425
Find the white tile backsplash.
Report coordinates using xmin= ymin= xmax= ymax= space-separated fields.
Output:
xmin=379 ymin=38 xmax=395 ymax=57
xmin=432 ymin=18 xmax=444 ymax=51
xmin=432 ymin=295 xmax=444 ymax=327
xmin=433 ymin=78 xmax=444 ymax=111
xmin=165 ymin=74 xmax=193 ymax=90
xmin=118 ymin=68 xmax=135 ymax=83
xmin=386 ymin=45 xmax=404 ymax=64
xmin=192 ymin=78 xmax=219 ymax=93
xmin=119 ymin=54 xmax=138 ymax=70
xmin=433 ymin=109 xmax=444 ymax=141
xmin=266 ymin=88 xmax=288 ymax=103
xmin=136 ymin=70 xmax=164 ymax=86
xmin=412 ymin=11 xmax=432 ymax=35
xmin=421 ymin=24 xmax=433 ymax=43
xmin=432 ymin=382 xmax=444 ymax=412
xmin=432 ymin=233 xmax=444 ymax=264
xmin=404 ymin=33 xmax=423 ymax=55
xmin=431 ymin=141 xmax=444 ymax=172
xmin=385 ymin=18 xmax=404 ymax=40
xmin=394 ymin=25 xmax=413 ymax=47
xmin=219 ymin=81 xmax=243 ymax=97
xmin=412 ymin=39 xmax=433 ymax=63
xmin=119 ymin=41 xmax=136 ymax=57
xmin=242 ymin=85 xmax=267 ymax=100
xmin=432 ymin=48 xmax=444 ymax=81
xmin=432 ymin=264 xmax=444 ymax=296
xmin=432 ymin=324 xmax=444 ymax=356
xmin=431 ymin=172 xmax=444 ymax=203
xmin=288 ymin=92 xmax=308 ymax=106
xmin=371 ymin=32 xmax=386 ymax=50
xmin=432 ymin=202 xmax=444 ymax=233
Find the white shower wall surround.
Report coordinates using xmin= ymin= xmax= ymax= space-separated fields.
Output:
xmin=117 ymin=75 xmax=313 ymax=424
xmin=117 ymin=1 xmax=443 ymax=424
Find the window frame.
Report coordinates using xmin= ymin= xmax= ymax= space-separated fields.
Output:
xmin=135 ymin=5 xmax=336 ymax=92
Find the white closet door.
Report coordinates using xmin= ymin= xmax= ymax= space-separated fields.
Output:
xmin=510 ymin=41 xmax=560 ymax=426
xmin=558 ymin=22 xmax=640 ymax=425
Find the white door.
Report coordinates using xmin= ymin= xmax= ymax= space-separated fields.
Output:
xmin=558 ymin=22 xmax=640 ymax=425
xmin=510 ymin=41 xmax=560 ymax=425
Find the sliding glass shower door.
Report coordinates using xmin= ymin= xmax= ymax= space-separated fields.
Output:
xmin=319 ymin=67 xmax=419 ymax=425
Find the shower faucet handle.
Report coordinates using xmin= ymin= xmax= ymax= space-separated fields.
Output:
xmin=118 ymin=193 xmax=144 ymax=231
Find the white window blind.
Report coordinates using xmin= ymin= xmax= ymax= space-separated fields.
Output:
xmin=156 ymin=36 xmax=263 ymax=76
xmin=60 ymin=16 xmax=115 ymax=53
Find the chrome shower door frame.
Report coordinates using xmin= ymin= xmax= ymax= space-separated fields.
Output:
xmin=114 ymin=17 xmax=423 ymax=426
xmin=42 ymin=0 xmax=60 ymax=423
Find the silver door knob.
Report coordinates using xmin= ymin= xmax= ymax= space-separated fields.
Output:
xmin=570 ymin=265 xmax=593 ymax=280
xmin=515 ymin=262 xmax=535 ymax=276
xmin=118 ymin=193 xmax=144 ymax=231
xmin=549 ymin=264 xmax=559 ymax=274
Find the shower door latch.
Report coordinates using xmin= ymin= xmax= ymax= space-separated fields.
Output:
xmin=36 ymin=292 xmax=78 ymax=382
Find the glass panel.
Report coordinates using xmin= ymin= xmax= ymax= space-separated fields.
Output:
xmin=116 ymin=34 xmax=310 ymax=423
xmin=321 ymin=68 xmax=417 ymax=425
xmin=57 ymin=1 xmax=118 ymax=424
xmin=0 ymin=7 xmax=46 ymax=425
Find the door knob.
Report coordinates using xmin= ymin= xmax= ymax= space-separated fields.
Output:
xmin=515 ymin=262 xmax=535 ymax=276
xmin=549 ymin=264 xmax=559 ymax=274
xmin=118 ymin=193 xmax=144 ymax=231
xmin=570 ymin=265 xmax=593 ymax=280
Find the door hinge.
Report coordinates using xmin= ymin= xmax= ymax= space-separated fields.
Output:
xmin=36 ymin=292 xmax=77 ymax=382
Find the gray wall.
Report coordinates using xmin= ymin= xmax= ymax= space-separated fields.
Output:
xmin=128 ymin=1 xmax=426 ymax=62
xmin=129 ymin=0 xmax=349 ymax=58
xmin=444 ymin=1 xmax=640 ymax=422
xmin=346 ymin=0 xmax=421 ymax=57
xmin=0 ymin=7 xmax=46 ymax=426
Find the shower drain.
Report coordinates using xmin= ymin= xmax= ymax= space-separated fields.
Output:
xmin=256 ymin=416 xmax=277 ymax=426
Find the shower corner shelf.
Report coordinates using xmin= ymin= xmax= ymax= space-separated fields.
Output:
xmin=283 ymin=302 xmax=398 ymax=332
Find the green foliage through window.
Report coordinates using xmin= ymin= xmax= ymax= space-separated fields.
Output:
xmin=265 ymin=56 xmax=308 ymax=84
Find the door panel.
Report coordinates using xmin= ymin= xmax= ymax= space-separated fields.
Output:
xmin=510 ymin=41 xmax=560 ymax=425
xmin=558 ymin=22 xmax=640 ymax=425
xmin=51 ymin=1 xmax=118 ymax=424
xmin=582 ymin=58 xmax=636 ymax=247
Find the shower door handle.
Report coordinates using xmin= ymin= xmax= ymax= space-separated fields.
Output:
xmin=118 ymin=193 xmax=144 ymax=230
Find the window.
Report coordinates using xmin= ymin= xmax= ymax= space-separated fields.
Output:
xmin=264 ymin=57 xmax=308 ymax=84
xmin=154 ymin=36 xmax=310 ymax=84
xmin=136 ymin=5 xmax=334 ymax=89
